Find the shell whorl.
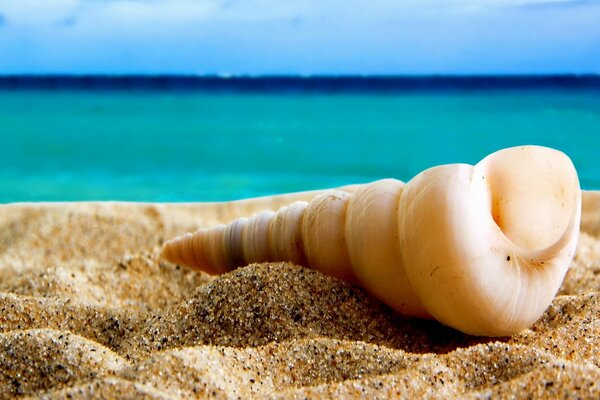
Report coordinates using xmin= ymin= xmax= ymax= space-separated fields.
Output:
xmin=161 ymin=145 xmax=582 ymax=336
xmin=162 ymin=184 xmax=428 ymax=318
xmin=163 ymin=191 xmax=364 ymax=284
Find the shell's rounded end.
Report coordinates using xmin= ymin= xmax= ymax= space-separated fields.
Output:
xmin=476 ymin=145 xmax=581 ymax=253
xmin=400 ymin=145 xmax=581 ymax=336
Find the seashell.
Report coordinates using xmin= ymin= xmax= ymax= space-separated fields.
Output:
xmin=161 ymin=146 xmax=581 ymax=336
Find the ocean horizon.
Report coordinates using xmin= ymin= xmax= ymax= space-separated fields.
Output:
xmin=1 ymin=74 xmax=600 ymax=92
xmin=1 ymin=75 xmax=599 ymax=203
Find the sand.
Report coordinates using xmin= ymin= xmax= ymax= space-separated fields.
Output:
xmin=0 ymin=192 xmax=598 ymax=399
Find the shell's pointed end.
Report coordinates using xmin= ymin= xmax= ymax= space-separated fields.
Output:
xmin=160 ymin=237 xmax=179 ymax=265
xmin=160 ymin=231 xmax=223 ymax=276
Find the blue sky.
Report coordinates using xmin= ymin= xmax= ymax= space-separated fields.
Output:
xmin=0 ymin=0 xmax=598 ymax=75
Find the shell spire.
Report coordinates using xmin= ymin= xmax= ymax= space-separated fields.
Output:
xmin=161 ymin=146 xmax=581 ymax=336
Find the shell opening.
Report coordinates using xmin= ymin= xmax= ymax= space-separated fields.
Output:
xmin=480 ymin=146 xmax=580 ymax=255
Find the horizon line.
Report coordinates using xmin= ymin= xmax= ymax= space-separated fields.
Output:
xmin=2 ymin=74 xmax=599 ymax=92
xmin=1 ymin=73 xmax=599 ymax=78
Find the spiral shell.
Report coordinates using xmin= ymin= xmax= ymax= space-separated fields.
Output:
xmin=162 ymin=146 xmax=581 ymax=336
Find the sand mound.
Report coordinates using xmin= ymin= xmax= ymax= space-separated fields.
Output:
xmin=125 ymin=263 xmax=486 ymax=359
xmin=0 ymin=329 xmax=127 ymax=398
xmin=0 ymin=196 xmax=598 ymax=398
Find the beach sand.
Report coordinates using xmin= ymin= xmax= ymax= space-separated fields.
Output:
xmin=0 ymin=192 xmax=598 ymax=399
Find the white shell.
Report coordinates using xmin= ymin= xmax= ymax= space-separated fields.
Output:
xmin=162 ymin=146 xmax=581 ymax=336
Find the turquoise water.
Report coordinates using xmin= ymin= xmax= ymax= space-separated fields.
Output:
xmin=0 ymin=89 xmax=599 ymax=202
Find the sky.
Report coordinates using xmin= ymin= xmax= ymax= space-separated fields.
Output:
xmin=0 ymin=0 xmax=598 ymax=75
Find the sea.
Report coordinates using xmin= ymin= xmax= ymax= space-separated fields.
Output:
xmin=0 ymin=75 xmax=599 ymax=203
